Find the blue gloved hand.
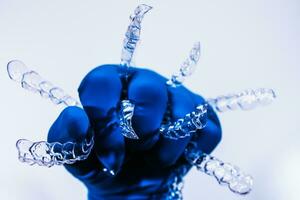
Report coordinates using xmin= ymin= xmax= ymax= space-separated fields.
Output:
xmin=47 ymin=64 xmax=222 ymax=200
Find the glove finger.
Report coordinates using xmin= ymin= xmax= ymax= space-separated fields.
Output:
xmin=47 ymin=106 xmax=105 ymax=180
xmin=93 ymin=120 xmax=125 ymax=175
xmin=78 ymin=65 xmax=122 ymax=131
xmin=78 ymin=65 xmax=125 ymax=174
xmin=146 ymin=86 xmax=196 ymax=167
xmin=127 ymin=68 xmax=168 ymax=150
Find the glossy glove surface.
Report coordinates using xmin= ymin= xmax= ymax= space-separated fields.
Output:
xmin=47 ymin=64 xmax=222 ymax=200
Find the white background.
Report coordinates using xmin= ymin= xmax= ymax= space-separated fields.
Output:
xmin=0 ymin=0 xmax=299 ymax=199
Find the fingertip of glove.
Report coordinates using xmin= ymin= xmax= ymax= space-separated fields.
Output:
xmin=48 ymin=106 xmax=89 ymax=143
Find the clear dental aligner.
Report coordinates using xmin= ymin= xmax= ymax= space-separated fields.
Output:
xmin=118 ymin=4 xmax=152 ymax=139
xmin=119 ymin=100 xmax=139 ymax=139
xmin=117 ymin=93 xmax=139 ymax=139
xmin=160 ymin=104 xmax=208 ymax=139
xmin=16 ymin=130 xmax=94 ymax=167
xmin=120 ymin=4 xmax=152 ymax=68
xmin=162 ymin=132 xmax=253 ymax=198
xmin=119 ymin=6 xmax=206 ymax=140
xmin=160 ymin=88 xmax=276 ymax=140
xmin=7 ymin=60 xmax=139 ymax=140
xmin=185 ymin=141 xmax=253 ymax=195
xmin=7 ymin=60 xmax=96 ymax=167
xmin=167 ymin=42 xmax=201 ymax=87
xmin=7 ymin=60 xmax=140 ymax=166
xmin=207 ymin=88 xmax=276 ymax=112
xmin=7 ymin=60 xmax=81 ymax=107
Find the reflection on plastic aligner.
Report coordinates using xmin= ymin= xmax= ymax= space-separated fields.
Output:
xmin=16 ymin=134 xmax=94 ymax=167
xmin=167 ymin=42 xmax=201 ymax=87
xmin=160 ymin=104 xmax=208 ymax=139
xmin=121 ymin=4 xmax=152 ymax=67
xmin=119 ymin=100 xmax=139 ymax=139
xmin=207 ymin=88 xmax=276 ymax=112
xmin=7 ymin=60 xmax=81 ymax=107
xmin=185 ymin=143 xmax=253 ymax=195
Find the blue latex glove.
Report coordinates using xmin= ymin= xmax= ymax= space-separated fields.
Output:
xmin=47 ymin=65 xmax=222 ymax=199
